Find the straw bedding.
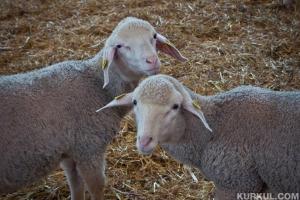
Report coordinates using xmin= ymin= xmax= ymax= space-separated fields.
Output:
xmin=0 ymin=0 xmax=299 ymax=199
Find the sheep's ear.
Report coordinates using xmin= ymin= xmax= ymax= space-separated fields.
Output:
xmin=96 ymin=92 xmax=133 ymax=112
xmin=156 ymin=33 xmax=188 ymax=62
xmin=101 ymin=46 xmax=116 ymax=88
xmin=183 ymin=100 xmax=212 ymax=132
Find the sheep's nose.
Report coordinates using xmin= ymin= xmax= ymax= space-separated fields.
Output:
xmin=139 ymin=136 xmax=153 ymax=147
xmin=145 ymin=55 xmax=157 ymax=65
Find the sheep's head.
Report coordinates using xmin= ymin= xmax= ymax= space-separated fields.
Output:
xmin=97 ymin=75 xmax=212 ymax=155
xmin=101 ymin=17 xmax=187 ymax=88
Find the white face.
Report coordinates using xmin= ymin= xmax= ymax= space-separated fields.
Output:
xmin=114 ymin=28 xmax=160 ymax=76
xmin=97 ymin=75 xmax=212 ymax=154
xmin=101 ymin=19 xmax=187 ymax=88
xmin=97 ymin=76 xmax=212 ymax=154
xmin=133 ymin=91 xmax=185 ymax=155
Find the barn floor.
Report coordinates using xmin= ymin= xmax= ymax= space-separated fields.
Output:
xmin=0 ymin=0 xmax=299 ymax=199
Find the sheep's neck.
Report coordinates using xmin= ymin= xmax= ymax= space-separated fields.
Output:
xmin=90 ymin=51 xmax=140 ymax=97
xmin=161 ymin=94 xmax=214 ymax=169
xmin=103 ymin=62 xmax=138 ymax=98
xmin=185 ymin=94 xmax=215 ymax=166
xmin=85 ymin=51 xmax=140 ymax=118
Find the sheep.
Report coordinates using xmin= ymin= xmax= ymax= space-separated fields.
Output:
xmin=0 ymin=17 xmax=187 ymax=200
xmin=98 ymin=74 xmax=300 ymax=200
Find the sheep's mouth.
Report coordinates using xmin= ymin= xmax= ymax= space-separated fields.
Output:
xmin=144 ymin=67 xmax=160 ymax=75
xmin=137 ymin=143 xmax=155 ymax=155
xmin=139 ymin=148 xmax=154 ymax=155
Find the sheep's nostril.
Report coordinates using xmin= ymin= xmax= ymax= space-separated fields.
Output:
xmin=140 ymin=136 xmax=153 ymax=147
xmin=146 ymin=55 xmax=157 ymax=64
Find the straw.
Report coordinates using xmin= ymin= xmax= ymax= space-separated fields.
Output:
xmin=0 ymin=0 xmax=299 ymax=199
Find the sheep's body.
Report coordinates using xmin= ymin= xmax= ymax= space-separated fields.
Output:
xmin=104 ymin=75 xmax=299 ymax=199
xmin=162 ymin=86 xmax=300 ymax=195
xmin=0 ymin=53 xmax=130 ymax=195
xmin=0 ymin=16 xmax=187 ymax=199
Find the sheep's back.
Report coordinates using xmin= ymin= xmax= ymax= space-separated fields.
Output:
xmin=212 ymin=86 xmax=300 ymax=192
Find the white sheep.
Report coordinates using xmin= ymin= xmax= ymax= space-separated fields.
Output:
xmin=99 ymin=74 xmax=300 ymax=200
xmin=0 ymin=17 xmax=187 ymax=200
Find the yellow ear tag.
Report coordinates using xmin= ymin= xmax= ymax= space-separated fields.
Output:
xmin=192 ymin=100 xmax=201 ymax=110
xmin=114 ymin=93 xmax=127 ymax=100
xmin=101 ymin=59 xmax=108 ymax=70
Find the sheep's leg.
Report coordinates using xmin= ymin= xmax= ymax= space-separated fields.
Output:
xmin=260 ymin=185 xmax=272 ymax=200
xmin=77 ymin=154 xmax=106 ymax=200
xmin=60 ymin=158 xmax=85 ymax=200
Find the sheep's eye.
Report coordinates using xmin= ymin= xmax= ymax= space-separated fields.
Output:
xmin=133 ymin=100 xmax=137 ymax=106
xmin=153 ymin=33 xmax=157 ymax=39
xmin=172 ymin=104 xmax=179 ymax=110
xmin=116 ymin=44 xmax=122 ymax=48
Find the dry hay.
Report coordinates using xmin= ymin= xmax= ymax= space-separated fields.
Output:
xmin=0 ymin=0 xmax=299 ymax=199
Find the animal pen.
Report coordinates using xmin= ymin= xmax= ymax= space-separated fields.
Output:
xmin=0 ymin=0 xmax=299 ymax=199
